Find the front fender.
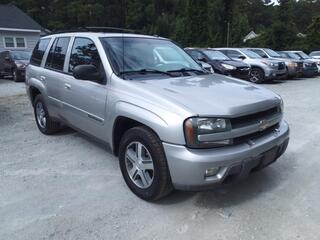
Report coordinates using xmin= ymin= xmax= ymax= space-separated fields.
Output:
xmin=109 ymin=101 xmax=186 ymax=147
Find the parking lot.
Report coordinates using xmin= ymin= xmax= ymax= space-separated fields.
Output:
xmin=1 ymin=76 xmax=320 ymax=240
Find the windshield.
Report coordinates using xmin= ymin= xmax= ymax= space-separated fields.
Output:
xmin=310 ymin=51 xmax=320 ymax=56
xmin=241 ymin=49 xmax=262 ymax=59
xmin=296 ymin=51 xmax=310 ymax=59
xmin=203 ymin=50 xmax=230 ymax=60
xmin=287 ymin=52 xmax=302 ymax=60
xmin=11 ymin=51 xmax=31 ymax=60
xmin=100 ymin=37 xmax=202 ymax=77
xmin=265 ymin=49 xmax=281 ymax=58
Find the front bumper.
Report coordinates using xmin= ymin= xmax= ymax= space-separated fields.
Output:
xmin=163 ymin=120 xmax=289 ymax=191
xmin=264 ymin=67 xmax=287 ymax=80
xmin=303 ymin=67 xmax=318 ymax=77
xmin=16 ymin=68 xmax=26 ymax=80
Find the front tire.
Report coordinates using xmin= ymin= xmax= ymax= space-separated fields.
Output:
xmin=13 ymin=69 xmax=20 ymax=82
xmin=33 ymin=95 xmax=61 ymax=135
xmin=249 ymin=68 xmax=265 ymax=83
xmin=119 ymin=126 xmax=173 ymax=201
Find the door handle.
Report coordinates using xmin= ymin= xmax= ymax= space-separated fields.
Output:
xmin=64 ymin=83 xmax=72 ymax=90
xmin=40 ymin=76 xmax=46 ymax=81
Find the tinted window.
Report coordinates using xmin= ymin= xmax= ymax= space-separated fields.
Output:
xmin=45 ymin=37 xmax=70 ymax=71
xmin=188 ymin=50 xmax=204 ymax=60
xmin=203 ymin=50 xmax=230 ymax=60
xmin=11 ymin=51 xmax=31 ymax=60
xmin=30 ymin=38 xmax=51 ymax=66
xmin=69 ymin=38 xmax=102 ymax=73
xmin=250 ymin=49 xmax=266 ymax=57
xmin=226 ymin=50 xmax=243 ymax=58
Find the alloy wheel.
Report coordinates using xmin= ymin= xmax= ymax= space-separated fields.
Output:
xmin=36 ymin=102 xmax=47 ymax=128
xmin=125 ymin=141 xmax=154 ymax=189
xmin=250 ymin=69 xmax=262 ymax=83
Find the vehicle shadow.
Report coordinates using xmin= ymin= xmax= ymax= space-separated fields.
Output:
xmin=157 ymin=168 xmax=280 ymax=208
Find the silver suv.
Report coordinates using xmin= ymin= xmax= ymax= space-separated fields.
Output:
xmin=246 ymin=48 xmax=303 ymax=78
xmin=26 ymin=32 xmax=290 ymax=201
xmin=217 ymin=48 xmax=287 ymax=83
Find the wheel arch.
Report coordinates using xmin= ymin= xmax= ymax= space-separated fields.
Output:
xmin=112 ymin=116 xmax=163 ymax=157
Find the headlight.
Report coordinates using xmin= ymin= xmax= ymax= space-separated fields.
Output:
xmin=280 ymin=98 xmax=284 ymax=113
xmin=16 ymin=63 xmax=26 ymax=69
xmin=288 ymin=62 xmax=297 ymax=68
xmin=184 ymin=117 xmax=232 ymax=148
xmin=261 ymin=61 xmax=277 ymax=67
xmin=221 ymin=63 xmax=236 ymax=70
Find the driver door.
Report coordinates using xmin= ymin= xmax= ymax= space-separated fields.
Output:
xmin=62 ymin=37 xmax=108 ymax=140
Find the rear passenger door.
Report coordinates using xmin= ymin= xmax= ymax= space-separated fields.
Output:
xmin=61 ymin=37 xmax=108 ymax=140
xmin=43 ymin=37 xmax=71 ymax=119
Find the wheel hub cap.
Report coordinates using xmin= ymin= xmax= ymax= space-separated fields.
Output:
xmin=36 ymin=102 xmax=46 ymax=128
xmin=125 ymin=142 xmax=154 ymax=189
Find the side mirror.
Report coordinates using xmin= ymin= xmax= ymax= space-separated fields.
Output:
xmin=197 ymin=57 xmax=207 ymax=62
xmin=238 ymin=55 xmax=246 ymax=60
xmin=73 ymin=65 xmax=103 ymax=83
xmin=262 ymin=55 xmax=268 ymax=58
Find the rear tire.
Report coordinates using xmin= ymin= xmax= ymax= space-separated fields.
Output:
xmin=119 ymin=126 xmax=173 ymax=201
xmin=249 ymin=68 xmax=265 ymax=83
xmin=33 ymin=95 xmax=61 ymax=135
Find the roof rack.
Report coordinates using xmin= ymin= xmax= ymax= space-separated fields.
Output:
xmin=47 ymin=26 xmax=141 ymax=35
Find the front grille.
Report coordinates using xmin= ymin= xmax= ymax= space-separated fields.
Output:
xmin=233 ymin=123 xmax=280 ymax=145
xmin=297 ymin=62 xmax=303 ymax=68
xmin=230 ymin=106 xmax=280 ymax=128
xmin=278 ymin=62 xmax=285 ymax=70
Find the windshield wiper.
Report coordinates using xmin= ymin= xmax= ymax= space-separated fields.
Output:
xmin=120 ymin=69 xmax=175 ymax=77
xmin=167 ymin=68 xmax=205 ymax=74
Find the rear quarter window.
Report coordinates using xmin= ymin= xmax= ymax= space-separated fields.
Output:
xmin=30 ymin=38 xmax=51 ymax=66
xmin=45 ymin=37 xmax=70 ymax=71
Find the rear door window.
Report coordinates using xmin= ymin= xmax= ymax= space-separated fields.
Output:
xmin=30 ymin=38 xmax=51 ymax=66
xmin=45 ymin=37 xmax=70 ymax=71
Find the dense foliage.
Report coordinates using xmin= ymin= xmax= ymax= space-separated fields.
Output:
xmin=1 ymin=0 xmax=320 ymax=52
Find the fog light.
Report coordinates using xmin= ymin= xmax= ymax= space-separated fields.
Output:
xmin=205 ymin=167 xmax=220 ymax=178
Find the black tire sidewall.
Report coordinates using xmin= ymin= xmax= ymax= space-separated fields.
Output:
xmin=119 ymin=127 xmax=170 ymax=201
xmin=13 ymin=69 xmax=19 ymax=82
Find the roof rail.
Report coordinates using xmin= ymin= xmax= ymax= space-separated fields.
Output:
xmin=46 ymin=26 xmax=141 ymax=35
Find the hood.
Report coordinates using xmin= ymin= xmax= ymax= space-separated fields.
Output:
xmin=14 ymin=60 xmax=29 ymax=65
xmin=269 ymin=57 xmax=298 ymax=63
xmin=263 ymin=58 xmax=285 ymax=64
xmin=131 ymin=74 xmax=280 ymax=117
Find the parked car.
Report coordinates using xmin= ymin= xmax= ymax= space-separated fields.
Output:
xmin=216 ymin=48 xmax=287 ymax=83
xmin=286 ymin=51 xmax=320 ymax=73
xmin=309 ymin=51 xmax=320 ymax=59
xmin=26 ymin=31 xmax=289 ymax=201
xmin=279 ymin=51 xmax=318 ymax=77
xmin=246 ymin=48 xmax=303 ymax=78
xmin=198 ymin=61 xmax=215 ymax=73
xmin=0 ymin=50 xmax=31 ymax=82
xmin=185 ymin=48 xmax=251 ymax=80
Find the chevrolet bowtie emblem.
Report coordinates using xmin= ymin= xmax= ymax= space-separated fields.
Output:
xmin=259 ymin=120 xmax=270 ymax=131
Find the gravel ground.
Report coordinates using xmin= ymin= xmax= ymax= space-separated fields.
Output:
xmin=1 ymin=77 xmax=320 ymax=240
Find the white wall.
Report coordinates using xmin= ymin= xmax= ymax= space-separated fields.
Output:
xmin=0 ymin=30 xmax=40 ymax=52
